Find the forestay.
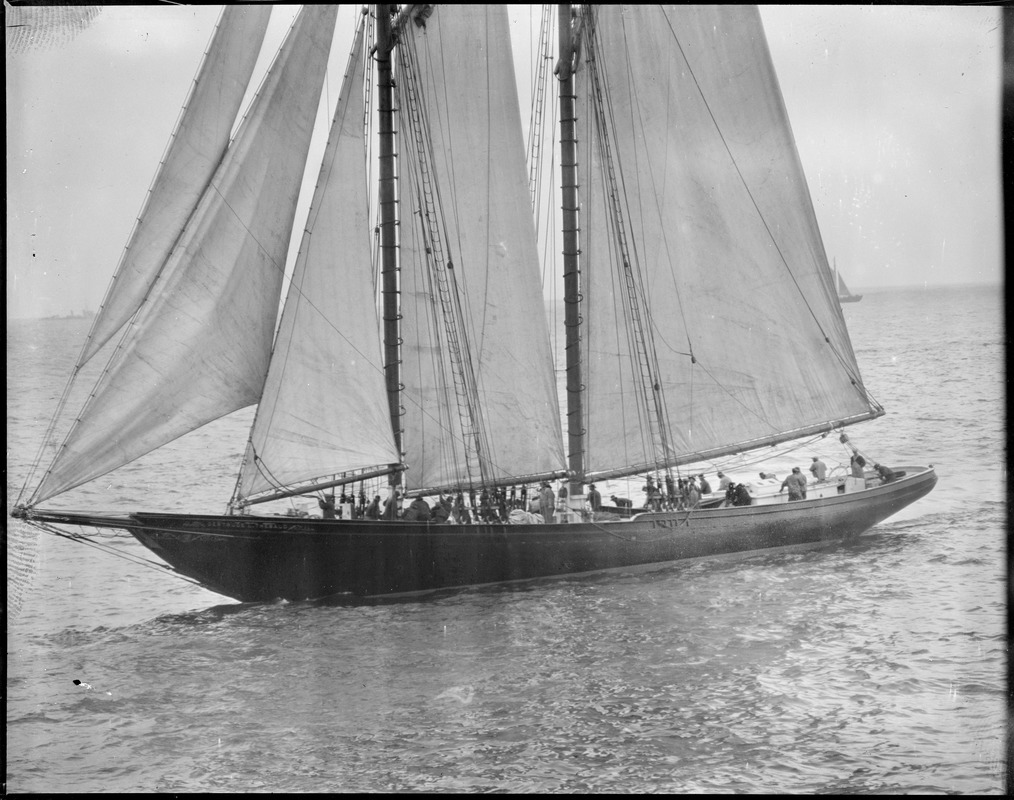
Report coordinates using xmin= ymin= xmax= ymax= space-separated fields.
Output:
xmin=576 ymin=5 xmax=881 ymax=480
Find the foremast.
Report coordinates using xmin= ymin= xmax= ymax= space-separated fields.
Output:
xmin=558 ymin=3 xmax=585 ymax=505
xmin=377 ymin=4 xmax=404 ymax=495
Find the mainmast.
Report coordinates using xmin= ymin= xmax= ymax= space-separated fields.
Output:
xmin=376 ymin=4 xmax=403 ymax=487
xmin=558 ymin=4 xmax=584 ymax=501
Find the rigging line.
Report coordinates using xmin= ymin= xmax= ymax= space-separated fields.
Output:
xmin=383 ymin=244 xmax=554 ymax=492
xmin=414 ymin=203 xmax=472 ymax=484
xmin=656 ymin=8 xmax=867 ymax=392
xmin=368 ymin=233 xmax=505 ymax=487
xmin=613 ymin=17 xmax=696 ymax=363
xmin=19 ymin=360 xmax=86 ymax=506
xmin=707 ymin=432 xmax=831 ymax=473
xmin=420 ymin=9 xmax=499 ymax=436
xmin=428 ymin=9 xmax=471 ymax=334
xmin=536 ymin=18 xmax=560 ymax=291
xmin=586 ymin=19 xmax=673 ymax=474
xmin=585 ymin=17 xmax=662 ymax=458
xmin=477 ymin=6 xmax=504 ymax=476
xmin=240 ymin=467 xmax=397 ymax=507
xmin=527 ymin=4 xmax=554 ymax=212
xmin=246 ymin=448 xmax=292 ymax=498
xmin=598 ymin=52 xmax=681 ymax=472
xmin=364 ymin=14 xmax=376 ymax=224
xmin=403 ymin=11 xmax=467 ymax=316
xmin=427 ymin=15 xmax=496 ymax=478
xmin=356 ymin=19 xmax=541 ymax=494
xmin=24 ymin=279 xmax=158 ymax=508
xmin=671 ymin=315 xmax=882 ymax=428
xmin=705 ymin=436 xmax=842 ymax=484
xmin=411 ymin=11 xmax=458 ymax=253
xmin=541 ymin=22 xmax=562 ymax=371
xmin=585 ymin=76 xmax=647 ymax=459
xmin=682 ymin=359 xmax=785 ymax=437
xmin=577 ymin=111 xmax=640 ymax=472
xmin=607 ymin=192 xmax=656 ymax=466
xmin=215 ymin=101 xmax=389 ymax=391
xmin=397 ymin=24 xmax=495 ymax=486
xmin=397 ymin=40 xmax=470 ymax=484
xmin=403 ymin=200 xmax=520 ymax=489
xmin=28 ymin=521 xmax=208 ymax=588
xmin=396 ymin=168 xmax=481 ymax=485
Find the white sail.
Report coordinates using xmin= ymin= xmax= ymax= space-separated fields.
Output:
xmin=396 ymin=4 xmax=566 ymax=491
xmin=32 ymin=6 xmax=339 ymax=504
xmin=236 ymin=21 xmax=400 ymax=502
xmin=577 ymin=5 xmax=880 ymax=478
xmin=81 ymin=6 xmax=272 ymax=364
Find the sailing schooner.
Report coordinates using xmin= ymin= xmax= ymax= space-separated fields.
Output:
xmin=837 ymin=274 xmax=864 ymax=304
xmin=12 ymin=5 xmax=935 ymax=603
xmin=834 ymin=258 xmax=864 ymax=303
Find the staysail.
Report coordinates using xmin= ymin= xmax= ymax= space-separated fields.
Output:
xmin=31 ymin=6 xmax=339 ymax=505
xmin=577 ymin=5 xmax=881 ymax=480
xmin=395 ymin=4 xmax=567 ymax=492
xmin=80 ymin=6 xmax=272 ymax=364
xmin=235 ymin=19 xmax=400 ymax=503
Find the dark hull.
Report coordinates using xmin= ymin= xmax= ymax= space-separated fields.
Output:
xmin=839 ymin=294 xmax=863 ymax=303
xmin=28 ymin=467 xmax=935 ymax=602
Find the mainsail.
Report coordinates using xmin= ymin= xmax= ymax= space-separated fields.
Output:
xmin=576 ymin=5 xmax=881 ymax=481
xmin=31 ymin=6 xmax=339 ymax=505
xmin=235 ymin=19 xmax=400 ymax=503
xmin=395 ymin=5 xmax=567 ymax=493
xmin=80 ymin=6 xmax=272 ymax=364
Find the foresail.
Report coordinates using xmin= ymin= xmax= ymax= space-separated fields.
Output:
xmin=236 ymin=21 xmax=400 ymax=503
xmin=31 ymin=6 xmax=339 ymax=505
xmin=80 ymin=6 xmax=271 ymax=364
xmin=577 ymin=5 xmax=881 ymax=479
xmin=396 ymin=4 xmax=566 ymax=492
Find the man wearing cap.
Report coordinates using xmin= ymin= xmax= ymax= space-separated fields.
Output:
xmin=539 ymin=481 xmax=556 ymax=524
xmin=587 ymin=483 xmax=602 ymax=514
xmin=717 ymin=471 xmax=732 ymax=491
xmin=874 ymin=463 xmax=898 ymax=484
xmin=318 ymin=493 xmax=337 ymax=519
xmin=686 ymin=478 xmax=702 ymax=508
xmin=809 ymin=456 xmax=827 ymax=482
xmin=779 ymin=467 xmax=808 ymax=501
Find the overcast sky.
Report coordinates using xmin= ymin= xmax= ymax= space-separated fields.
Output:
xmin=6 ymin=5 xmax=1002 ymax=320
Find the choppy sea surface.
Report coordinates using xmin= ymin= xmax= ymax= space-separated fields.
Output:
xmin=6 ymin=284 xmax=1006 ymax=793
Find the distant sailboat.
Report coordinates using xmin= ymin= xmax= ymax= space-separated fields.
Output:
xmin=13 ymin=5 xmax=934 ymax=604
xmin=834 ymin=259 xmax=864 ymax=303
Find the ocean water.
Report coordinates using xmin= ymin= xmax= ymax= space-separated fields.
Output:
xmin=6 ymin=284 xmax=1006 ymax=793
